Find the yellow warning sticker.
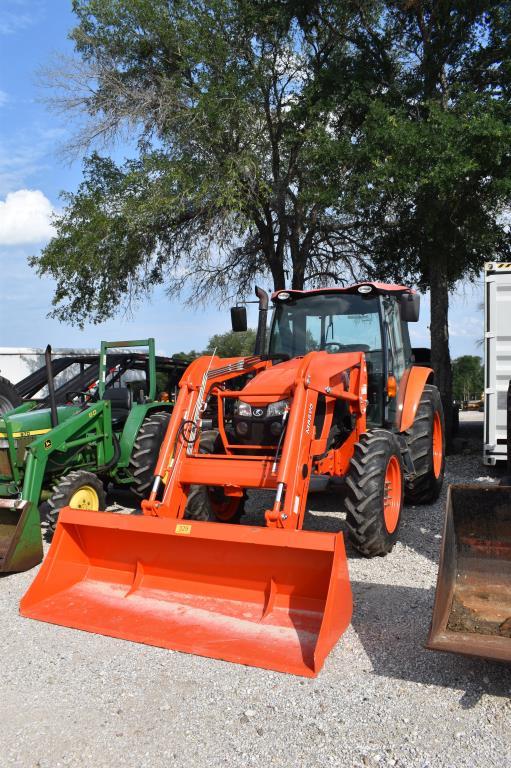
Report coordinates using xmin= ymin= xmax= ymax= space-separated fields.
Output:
xmin=175 ymin=523 xmax=192 ymax=535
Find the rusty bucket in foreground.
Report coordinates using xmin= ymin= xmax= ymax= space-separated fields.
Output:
xmin=0 ymin=500 xmax=43 ymax=573
xmin=20 ymin=508 xmax=352 ymax=677
xmin=427 ymin=484 xmax=511 ymax=662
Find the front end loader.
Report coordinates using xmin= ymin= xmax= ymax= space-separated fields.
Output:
xmin=21 ymin=283 xmax=445 ymax=676
xmin=0 ymin=339 xmax=183 ymax=573
xmin=427 ymin=379 xmax=511 ymax=662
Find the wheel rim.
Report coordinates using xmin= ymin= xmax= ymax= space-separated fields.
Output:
xmin=209 ymin=492 xmax=241 ymax=522
xmin=432 ymin=412 xmax=443 ymax=479
xmin=69 ymin=485 xmax=100 ymax=510
xmin=383 ymin=455 xmax=402 ymax=534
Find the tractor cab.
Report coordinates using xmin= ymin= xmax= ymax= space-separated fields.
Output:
xmin=231 ymin=283 xmax=420 ymax=441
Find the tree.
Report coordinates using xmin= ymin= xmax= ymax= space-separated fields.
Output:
xmin=305 ymin=1 xmax=511 ymax=439
xmin=452 ymin=355 xmax=484 ymax=401
xmin=172 ymin=350 xmax=201 ymax=360
xmin=205 ymin=329 xmax=257 ymax=357
xmin=32 ymin=0 xmax=377 ymax=326
xmin=30 ymin=0 xmax=511 ymax=443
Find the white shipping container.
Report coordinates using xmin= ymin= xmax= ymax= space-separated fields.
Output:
xmin=484 ymin=262 xmax=511 ymax=465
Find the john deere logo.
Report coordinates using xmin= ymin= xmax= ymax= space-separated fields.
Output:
xmin=253 ymin=408 xmax=264 ymax=417
xmin=44 ymin=439 xmax=52 ymax=450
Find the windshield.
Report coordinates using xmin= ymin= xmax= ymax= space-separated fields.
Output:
xmin=269 ymin=293 xmax=382 ymax=357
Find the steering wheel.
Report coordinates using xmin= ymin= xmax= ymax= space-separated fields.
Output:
xmin=65 ymin=390 xmax=98 ymax=404
xmin=323 ymin=342 xmax=345 ymax=353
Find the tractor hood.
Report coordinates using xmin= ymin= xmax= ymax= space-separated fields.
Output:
xmin=0 ymin=406 xmax=81 ymax=439
xmin=238 ymin=358 xmax=304 ymax=405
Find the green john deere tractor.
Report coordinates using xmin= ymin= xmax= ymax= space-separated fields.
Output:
xmin=0 ymin=339 xmax=184 ymax=573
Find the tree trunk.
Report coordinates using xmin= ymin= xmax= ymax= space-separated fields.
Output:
xmin=290 ymin=245 xmax=306 ymax=290
xmin=270 ymin=260 xmax=286 ymax=291
xmin=429 ymin=264 xmax=453 ymax=451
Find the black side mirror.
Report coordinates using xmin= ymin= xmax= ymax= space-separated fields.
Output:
xmin=400 ymin=293 xmax=420 ymax=322
xmin=412 ymin=347 xmax=431 ymax=365
xmin=231 ymin=306 xmax=247 ymax=332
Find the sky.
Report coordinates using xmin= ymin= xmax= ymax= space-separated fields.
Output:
xmin=0 ymin=0 xmax=485 ymax=358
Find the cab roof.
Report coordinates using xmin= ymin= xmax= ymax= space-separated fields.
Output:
xmin=271 ymin=282 xmax=413 ymax=300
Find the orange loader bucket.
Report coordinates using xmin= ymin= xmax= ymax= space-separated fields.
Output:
xmin=427 ymin=485 xmax=511 ymax=662
xmin=20 ymin=508 xmax=352 ymax=677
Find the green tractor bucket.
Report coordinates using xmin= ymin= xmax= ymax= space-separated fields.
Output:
xmin=0 ymin=500 xmax=43 ymax=573
xmin=427 ymin=485 xmax=511 ymax=662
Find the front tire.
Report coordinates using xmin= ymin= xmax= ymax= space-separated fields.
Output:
xmin=185 ymin=430 xmax=245 ymax=523
xmin=46 ymin=470 xmax=106 ymax=535
xmin=404 ymin=384 xmax=445 ymax=504
xmin=345 ymin=430 xmax=404 ymax=557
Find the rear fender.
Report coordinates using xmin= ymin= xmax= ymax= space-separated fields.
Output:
xmin=396 ymin=366 xmax=433 ymax=433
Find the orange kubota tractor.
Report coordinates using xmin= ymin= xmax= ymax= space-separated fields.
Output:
xmin=21 ymin=282 xmax=445 ymax=677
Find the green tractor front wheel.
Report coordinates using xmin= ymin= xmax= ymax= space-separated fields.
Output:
xmin=46 ymin=470 xmax=106 ymax=535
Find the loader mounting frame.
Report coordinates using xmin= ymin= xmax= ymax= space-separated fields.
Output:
xmin=142 ymin=351 xmax=368 ymax=529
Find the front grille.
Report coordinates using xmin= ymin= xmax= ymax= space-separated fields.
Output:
xmin=0 ymin=449 xmax=12 ymax=478
xmin=0 ymin=437 xmax=31 ymax=480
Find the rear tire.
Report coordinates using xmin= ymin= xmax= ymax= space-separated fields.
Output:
xmin=345 ymin=430 xmax=404 ymax=557
xmin=185 ymin=430 xmax=245 ymax=523
xmin=46 ymin=470 xmax=106 ymax=535
xmin=0 ymin=376 xmax=22 ymax=415
xmin=129 ymin=411 xmax=171 ymax=498
xmin=404 ymin=384 xmax=445 ymax=504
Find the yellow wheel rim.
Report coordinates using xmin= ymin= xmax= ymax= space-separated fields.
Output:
xmin=69 ymin=485 xmax=100 ymax=510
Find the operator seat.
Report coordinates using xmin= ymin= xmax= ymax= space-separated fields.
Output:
xmin=102 ymin=387 xmax=133 ymax=426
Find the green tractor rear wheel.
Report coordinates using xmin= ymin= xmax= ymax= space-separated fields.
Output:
xmin=46 ymin=470 xmax=106 ymax=535
xmin=129 ymin=411 xmax=171 ymax=498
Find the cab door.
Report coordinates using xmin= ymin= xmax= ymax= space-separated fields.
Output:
xmin=383 ymin=297 xmax=413 ymax=424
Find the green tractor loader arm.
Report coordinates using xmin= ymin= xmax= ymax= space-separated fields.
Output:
xmin=0 ymin=400 xmax=115 ymax=573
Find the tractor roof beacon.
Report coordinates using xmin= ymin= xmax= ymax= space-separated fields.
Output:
xmin=21 ymin=283 xmax=445 ymax=678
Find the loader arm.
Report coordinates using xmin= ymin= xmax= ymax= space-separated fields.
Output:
xmin=143 ymin=351 xmax=368 ymax=529
xmin=0 ymin=401 xmax=115 ymax=573
xmin=21 ymin=400 xmax=116 ymax=504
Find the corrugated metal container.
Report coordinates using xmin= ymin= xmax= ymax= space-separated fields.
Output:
xmin=484 ymin=262 xmax=511 ymax=465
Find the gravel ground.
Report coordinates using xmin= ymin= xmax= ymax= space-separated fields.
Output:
xmin=1 ymin=412 xmax=510 ymax=768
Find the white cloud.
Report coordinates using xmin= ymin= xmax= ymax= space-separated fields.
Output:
xmin=0 ymin=189 xmax=55 ymax=245
xmin=0 ymin=1 xmax=43 ymax=35
xmin=0 ymin=90 xmax=7 ymax=107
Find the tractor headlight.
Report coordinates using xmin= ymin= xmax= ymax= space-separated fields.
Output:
xmin=266 ymin=399 xmax=289 ymax=417
xmin=234 ymin=400 xmax=252 ymax=417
